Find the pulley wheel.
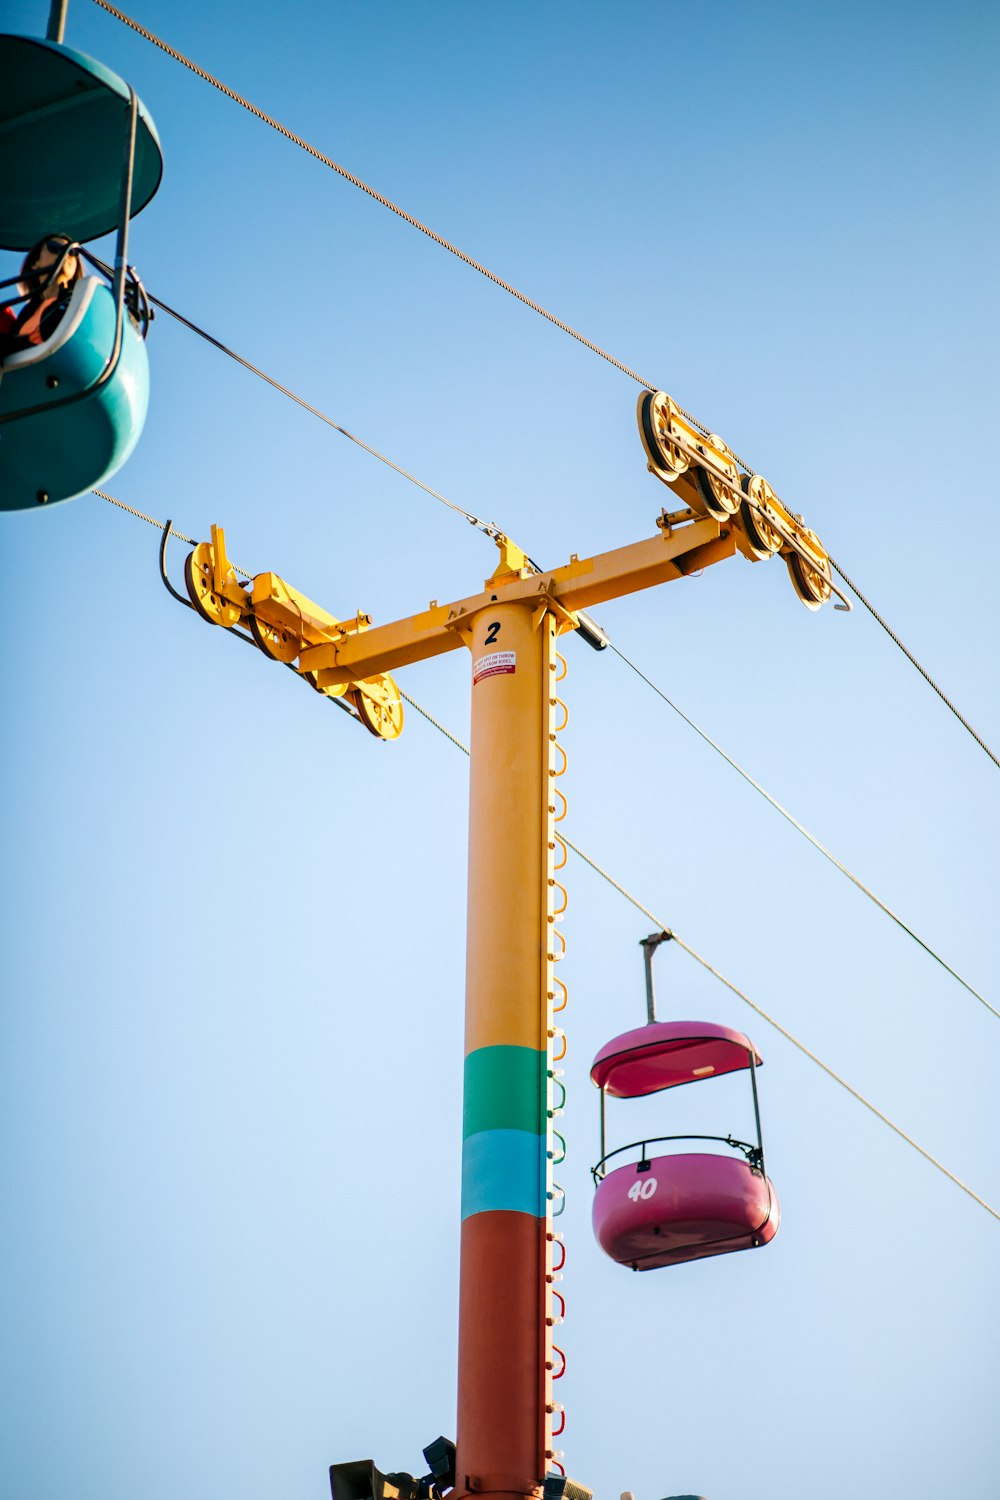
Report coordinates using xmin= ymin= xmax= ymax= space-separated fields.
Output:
xmin=349 ymin=675 xmax=404 ymax=741
xmin=786 ymin=528 xmax=832 ymax=610
xmin=184 ymin=544 xmax=243 ymax=627
xmin=637 ymin=390 xmax=688 ymax=480
xmin=249 ymin=613 xmax=300 ymax=662
xmin=693 ymin=435 xmax=740 ymax=520
xmin=738 ymin=475 xmax=783 ymax=559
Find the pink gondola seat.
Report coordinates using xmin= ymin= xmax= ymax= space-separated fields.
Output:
xmin=593 ymin=1152 xmax=779 ymax=1271
xmin=591 ymin=1020 xmax=779 ymax=1271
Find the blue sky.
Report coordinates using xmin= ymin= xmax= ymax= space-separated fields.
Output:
xmin=2 ymin=3 xmax=998 ymax=1498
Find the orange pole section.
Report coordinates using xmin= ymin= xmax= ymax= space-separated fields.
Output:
xmin=456 ymin=599 xmax=557 ymax=1500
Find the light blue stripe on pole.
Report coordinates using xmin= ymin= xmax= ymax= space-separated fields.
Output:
xmin=461 ymin=1128 xmax=546 ymax=1220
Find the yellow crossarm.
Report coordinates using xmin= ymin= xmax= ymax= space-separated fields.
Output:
xmin=300 ymin=514 xmax=731 ymax=688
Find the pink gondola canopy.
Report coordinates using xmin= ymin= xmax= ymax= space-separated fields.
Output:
xmin=590 ymin=1020 xmax=762 ymax=1098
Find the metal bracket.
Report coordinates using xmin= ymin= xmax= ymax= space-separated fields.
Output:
xmin=639 ymin=929 xmax=673 ymax=1023
xmin=485 ymin=531 xmax=533 ymax=585
xmin=534 ymin=580 xmax=581 ymax=636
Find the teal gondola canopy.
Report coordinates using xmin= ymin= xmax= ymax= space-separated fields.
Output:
xmin=0 ymin=34 xmax=163 ymax=247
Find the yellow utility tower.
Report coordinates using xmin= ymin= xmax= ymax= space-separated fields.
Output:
xmin=180 ymin=392 xmax=843 ymax=1500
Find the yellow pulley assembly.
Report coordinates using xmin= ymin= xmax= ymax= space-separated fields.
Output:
xmin=636 ymin=390 xmax=841 ymax=613
xmin=181 ymin=525 xmax=405 ymax=741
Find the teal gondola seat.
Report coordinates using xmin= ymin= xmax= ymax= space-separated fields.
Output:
xmin=0 ymin=32 xmax=163 ymax=511
xmin=0 ymin=276 xmax=149 ymax=509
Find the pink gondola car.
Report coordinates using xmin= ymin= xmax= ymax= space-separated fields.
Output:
xmin=591 ymin=1021 xmax=779 ymax=1271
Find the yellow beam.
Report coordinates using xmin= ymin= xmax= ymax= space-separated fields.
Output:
xmin=250 ymin=572 xmax=354 ymax=642
xmin=300 ymin=514 xmax=731 ymax=687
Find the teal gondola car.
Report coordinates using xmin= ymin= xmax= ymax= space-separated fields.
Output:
xmin=0 ymin=32 xmax=163 ymax=510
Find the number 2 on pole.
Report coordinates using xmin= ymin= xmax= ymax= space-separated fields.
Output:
xmin=628 ymin=1176 xmax=657 ymax=1202
xmin=484 ymin=621 xmax=501 ymax=645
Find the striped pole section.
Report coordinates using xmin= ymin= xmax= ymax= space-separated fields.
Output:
xmin=456 ymin=600 xmax=558 ymax=1500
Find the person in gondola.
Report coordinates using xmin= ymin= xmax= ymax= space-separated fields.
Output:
xmin=0 ymin=234 xmax=82 ymax=360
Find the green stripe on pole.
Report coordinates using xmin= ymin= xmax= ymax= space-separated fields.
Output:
xmin=463 ymin=1045 xmax=546 ymax=1138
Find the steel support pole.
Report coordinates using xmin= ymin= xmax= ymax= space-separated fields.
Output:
xmin=456 ymin=599 xmax=558 ymax=1500
xmin=46 ymin=0 xmax=69 ymax=42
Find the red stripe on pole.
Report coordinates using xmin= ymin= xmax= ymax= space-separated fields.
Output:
xmin=456 ymin=1210 xmax=549 ymax=1500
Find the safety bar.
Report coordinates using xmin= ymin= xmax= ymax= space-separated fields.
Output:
xmin=591 ymin=1133 xmax=763 ymax=1185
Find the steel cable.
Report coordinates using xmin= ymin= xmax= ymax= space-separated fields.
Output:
xmin=138 ymin=291 xmax=504 ymax=541
xmin=828 ymin=554 xmax=1000 ymax=772
xmin=94 ymin=486 xmax=197 ymax=547
xmin=607 ymin=642 xmax=995 ymax=1020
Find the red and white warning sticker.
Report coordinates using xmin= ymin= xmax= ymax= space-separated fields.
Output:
xmin=473 ymin=650 xmax=516 ymax=685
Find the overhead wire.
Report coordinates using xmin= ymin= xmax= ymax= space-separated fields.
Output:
xmin=143 ymin=289 xmax=506 ymax=545
xmin=826 ymin=554 xmax=1000 ymax=773
xmin=607 ymin=642 xmax=996 ymax=1020
xmin=91 ymin=0 xmax=998 ymax=770
xmin=95 ymin=486 xmax=199 ymax=546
